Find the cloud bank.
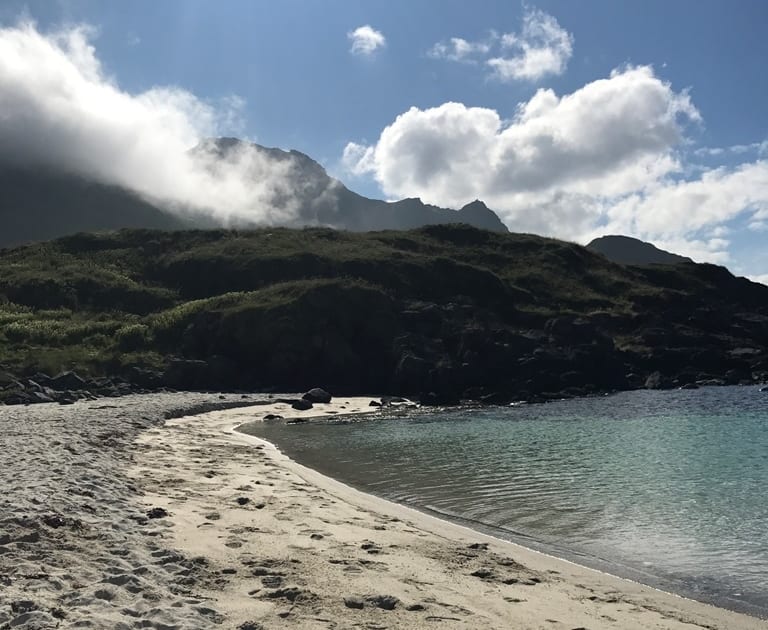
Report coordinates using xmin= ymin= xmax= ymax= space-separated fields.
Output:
xmin=343 ymin=65 xmax=768 ymax=264
xmin=348 ymin=25 xmax=386 ymax=57
xmin=0 ymin=21 xmax=311 ymax=225
xmin=429 ymin=7 xmax=573 ymax=81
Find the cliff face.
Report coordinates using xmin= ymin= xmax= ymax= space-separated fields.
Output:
xmin=1 ymin=225 xmax=766 ymax=404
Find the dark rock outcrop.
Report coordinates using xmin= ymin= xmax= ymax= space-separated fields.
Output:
xmin=587 ymin=235 xmax=692 ymax=266
xmin=302 ymin=388 xmax=332 ymax=404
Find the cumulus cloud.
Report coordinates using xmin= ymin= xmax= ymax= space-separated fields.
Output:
xmin=488 ymin=7 xmax=573 ymax=81
xmin=348 ymin=25 xmax=386 ymax=56
xmin=428 ymin=37 xmax=492 ymax=63
xmin=0 ymin=21 xmax=315 ymax=225
xmin=343 ymin=65 xmax=768 ymax=264
xmin=429 ymin=8 xmax=573 ymax=81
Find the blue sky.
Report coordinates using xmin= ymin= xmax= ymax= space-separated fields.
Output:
xmin=1 ymin=1 xmax=767 ymax=280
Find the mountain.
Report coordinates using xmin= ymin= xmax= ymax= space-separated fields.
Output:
xmin=0 ymin=166 xmax=192 ymax=249
xmin=0 ymin=138 xmax=507 ymax=248
xmin=200 ymin=138 xmax=509 ymax=232
xmin=587 ymin=235 xmax=692 ymax=266
xmin=1 ymin=225 xmax=766 ymax=404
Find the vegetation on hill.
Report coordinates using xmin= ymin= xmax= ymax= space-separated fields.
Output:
xmin=1 ymin=224 xmax=767 ymax=402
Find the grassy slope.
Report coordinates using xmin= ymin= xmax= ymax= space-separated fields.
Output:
xmin=0 ymin=225 xmax=765 ymax=390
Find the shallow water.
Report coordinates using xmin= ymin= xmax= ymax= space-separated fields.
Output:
xmin=240 ymin=386 xmax=768 ymax=617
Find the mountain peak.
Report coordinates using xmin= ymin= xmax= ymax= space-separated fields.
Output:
xmin=457 ymin=199 xmax=508 ymax=232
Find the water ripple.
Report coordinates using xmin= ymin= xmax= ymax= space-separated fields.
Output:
xmin=241 ymin=386 xmax=768 ymax=616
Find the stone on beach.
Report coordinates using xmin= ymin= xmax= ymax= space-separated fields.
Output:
xmin=302 ymin=388 xmax=332 ymax=403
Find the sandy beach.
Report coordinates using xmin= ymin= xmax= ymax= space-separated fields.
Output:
xmin=128 ymin=397 xmax=765 ymax=630
xmin=0 ymin=393 xmax=764 ymax=629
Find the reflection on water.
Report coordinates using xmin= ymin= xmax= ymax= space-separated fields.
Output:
xmin=240 ymin=386 xmax=768 ymax=617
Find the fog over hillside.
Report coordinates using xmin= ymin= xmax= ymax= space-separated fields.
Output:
xmin=0 ymin=22 xmax=324 ymax=226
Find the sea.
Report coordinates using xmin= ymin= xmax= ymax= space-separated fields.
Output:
xmin=239 ymin=386 xmax=768 ymax=618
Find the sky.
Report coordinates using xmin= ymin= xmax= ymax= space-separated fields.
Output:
xmin=1 ymin=0 xmax=767 ymax=282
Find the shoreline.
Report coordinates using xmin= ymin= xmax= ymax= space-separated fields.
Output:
xmin=240 ymin=399 xmax=768 ymax=620
xmin=132 ymin=397 xmax=767 ymax=629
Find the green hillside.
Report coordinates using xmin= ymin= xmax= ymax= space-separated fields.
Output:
xmin=1 ymin=225 xmax=766 ymax=402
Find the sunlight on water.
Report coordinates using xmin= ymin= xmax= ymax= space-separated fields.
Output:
xmin=240 ymin=386 xmax=768 ymax=616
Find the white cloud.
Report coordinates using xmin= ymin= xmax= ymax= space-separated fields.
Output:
xmin=348 ymin=25 xmax=386 ymax=57
xmin=0 ymin=21 xmax=318 ymax=226
xmin=488 ymin=8 xmax=573 ymax=81
xmin=429 ymin=8 xmax=573 ymax=81
xmin=749 ymin=274 xmax=768 ymax=286
xmin=694 ymin=140 xmax=768 ymax=158
xmin=428 ymin=37 xmax=492 ymax=63
xmin=343 ymin=65 xmax=768 ymax=265
xmin=341 ymin=141 xmax=375 ymax=176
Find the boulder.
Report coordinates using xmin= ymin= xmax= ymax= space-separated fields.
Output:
xmin=49 ymin=371 xmax=86 ymax=391
xmin=291 ymin=399 xmax=313 ymax=411
xmin=645 ymin=371 xmax=673 ymax=390
xmin=126 ymin=366 xmax=163 ymax=389
xmin=302 ymin=388 xmax=332 ymax=404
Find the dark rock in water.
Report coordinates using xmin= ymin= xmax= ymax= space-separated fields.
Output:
xmin=420 ymin=391 xmax=460 ymax=406
xmin=146 ymin=507 xmax=169 ymax=519
xmin=302 ymin=387 xmax=332 ymax=403
xmin=380 ymin=395 xmax=409 ymax=405
xmin=479 ymin=391 xmax=512 ymax=405
xmin=49 ymin=371 xmax=86 ymax=391
xmin=645 ymin=371 xmax=673 ymax=390
xmin=368 ymin=400 xmax=382 ymax=407
xmin=699 ymin=378 xmax=726 ymax=387
xmin=286 ymin=418 xmax=308 ymax=424
xmin=760 ymin=385 xmax=768 ymax=392
xmin=725 ymin=368 xmax=752 ymax=385
xmin=291 ymin=399 xmax=313 ymax=411
xmin=263 ymin=414 xmax=283 ymax=421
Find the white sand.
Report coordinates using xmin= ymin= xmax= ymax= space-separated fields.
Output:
xmin=131 ymin=397 xmax=767 ymax=629
xmin=0 ymin=392 xmax=265 ymax=629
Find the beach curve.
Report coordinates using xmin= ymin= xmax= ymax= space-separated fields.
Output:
xmin=131 ymin=397 xmax=767 ymax=629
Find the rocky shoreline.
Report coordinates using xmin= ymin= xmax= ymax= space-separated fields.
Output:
xmin=2 ymin=348 xmax=766 ymax=410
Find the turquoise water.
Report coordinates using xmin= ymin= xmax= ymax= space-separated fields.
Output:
xmin=239 ymin=386 xmax=768 ymax=617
